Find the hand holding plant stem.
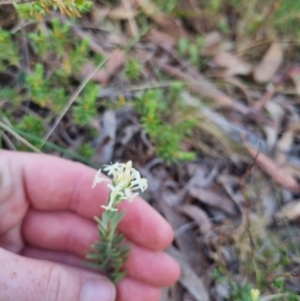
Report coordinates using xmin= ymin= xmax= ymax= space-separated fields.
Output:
xmin=87 ymin=161 xmax=148 ymax=283
xmin=0 ymin=151 xmax=180 ymax=301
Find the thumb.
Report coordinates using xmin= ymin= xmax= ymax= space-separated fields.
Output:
xmin=0 ymin=248 xmax=116 ymax=301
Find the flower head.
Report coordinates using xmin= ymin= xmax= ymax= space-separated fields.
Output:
xmin=92 ymin=169 xmax=110 ymax=188
xmin=92 ymin=161 xmax=148 ymax=211
xmin=250 ymin=288 xmax=260 ymax=301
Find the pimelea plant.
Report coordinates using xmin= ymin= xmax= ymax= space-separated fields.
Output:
xmin=86 ymin=161 xmax=148 ymax=283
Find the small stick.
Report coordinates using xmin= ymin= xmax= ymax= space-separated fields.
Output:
xmin=0 ymin=120 xmax=41 ymax=153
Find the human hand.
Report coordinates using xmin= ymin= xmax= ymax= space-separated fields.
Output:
xmin=0 ymin=150 xmax=180 ymax=301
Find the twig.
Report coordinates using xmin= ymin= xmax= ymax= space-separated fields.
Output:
xmin=2 ymin=132 xmax=16 ymax=150
xmin=0 ymin=121 xmax=41 ymax=153
xmin=41 ymin=56 xmax=109 ymax=146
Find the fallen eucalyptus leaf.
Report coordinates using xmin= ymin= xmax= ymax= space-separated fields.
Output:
xmin=189 ymin=186 xmax=237 ymax=216
xmin=253 ymin=42 xmax=283 ymax=83
xmin=167 ymin=247 xmax=209 ymax=301
xmin=213 ymin=51 xmax=252 ymax=77
xmin=244 ymin=141 xmax=300 ymax=192
xmin=276 ymin=200 xmax=300 ymax=221
xmin=176 ymin=204 xmax=212 ymax=235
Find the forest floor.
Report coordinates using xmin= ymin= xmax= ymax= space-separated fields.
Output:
xmin=1 ymin=1 xmax=300 ymax=300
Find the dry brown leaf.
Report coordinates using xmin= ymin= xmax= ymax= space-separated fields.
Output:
xmin=189 ymin=186 xmax=237 ymax=216
xmin=108 ymin=6 xmax=139 ymax=20
xmin=83 ymin=50 xmax=126 ymax=84
xmin=253 ymin=42 xmax=283 ymax=83
xmin=159 ymin=201 xmax=207 ymax=275
xmin=204 ymin=31 xmax=222 ymax=49
xmin=146 ymin=28 xmax=176 ymax=52
xmin=201 ymin=31 xmax=223 ymax=56
xmin=136 ymin=0 xmax=187 ymax=40
xmin=176 ymin=204 xmax=212 ymax=235
xmin=276 ymin=200 xmax=300 ymax=221
xmin=244 ymin=142 xmax=300 ymax=192
xmin=213 ymin=52 xmax=252 ymax=77
xmin=167 ymin=247 xmax=210 ymax=301
xmin=262 ymin=100 xmax=284 ymax=149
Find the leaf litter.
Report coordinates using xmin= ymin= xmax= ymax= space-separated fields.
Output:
xmin=2 ymin=0 xmax=300 ymax=300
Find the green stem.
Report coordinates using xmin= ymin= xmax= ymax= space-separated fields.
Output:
xmin=87 ymin=209 xmax=130 ymax=283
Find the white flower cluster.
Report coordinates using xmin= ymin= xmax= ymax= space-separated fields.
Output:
xmin=92 ymin=161 xmax=148 ymax=211
xmin=250 ymin=289 xmax=260 ymax=301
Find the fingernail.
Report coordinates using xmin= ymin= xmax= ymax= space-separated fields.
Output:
xmin=81 ymin=277 xmax=116 ymax=301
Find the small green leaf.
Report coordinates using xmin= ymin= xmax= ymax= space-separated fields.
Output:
xmin=83 ymin=262 xmax=103 ymax=270
xmin=117 ymin=244 xmax=131 ymax=257
xmin=109 ymin=211 xmax=126 ymax=232
xmin=109 ymin=249 xmax=123 ymax=260
xmin=91 ymin=242 xmax=106 ymax=252
xmin=95 ymin=216 xmax=107 ymax=231
xmin=86 ymin=253 xmax=104 ymax=260
xmin=111 ymin=271 xmax=127 ymax=283
xmin=112 ymin=234 xmax=125 ymax=246
xmin=101 ymin=211 xmax=110 ymax=225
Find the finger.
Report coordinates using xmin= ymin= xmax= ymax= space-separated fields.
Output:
xmin=0 ymin=248 xmax=115 ymax=301
xmin=117 ymin=278 xmax=161 ymax=301
xmin=1 ymin=150 xmax=173 ymax=251
xmin=21 ymin=246 xmax=84 ymax=268
xmin=23 ymin=209 xmax=180 ymax=286
xmin=22 ymin=247 xmax=161 ymax=301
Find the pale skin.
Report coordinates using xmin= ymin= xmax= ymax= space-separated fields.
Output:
xmin=0 ymin=150 xmax=180 ymax=301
